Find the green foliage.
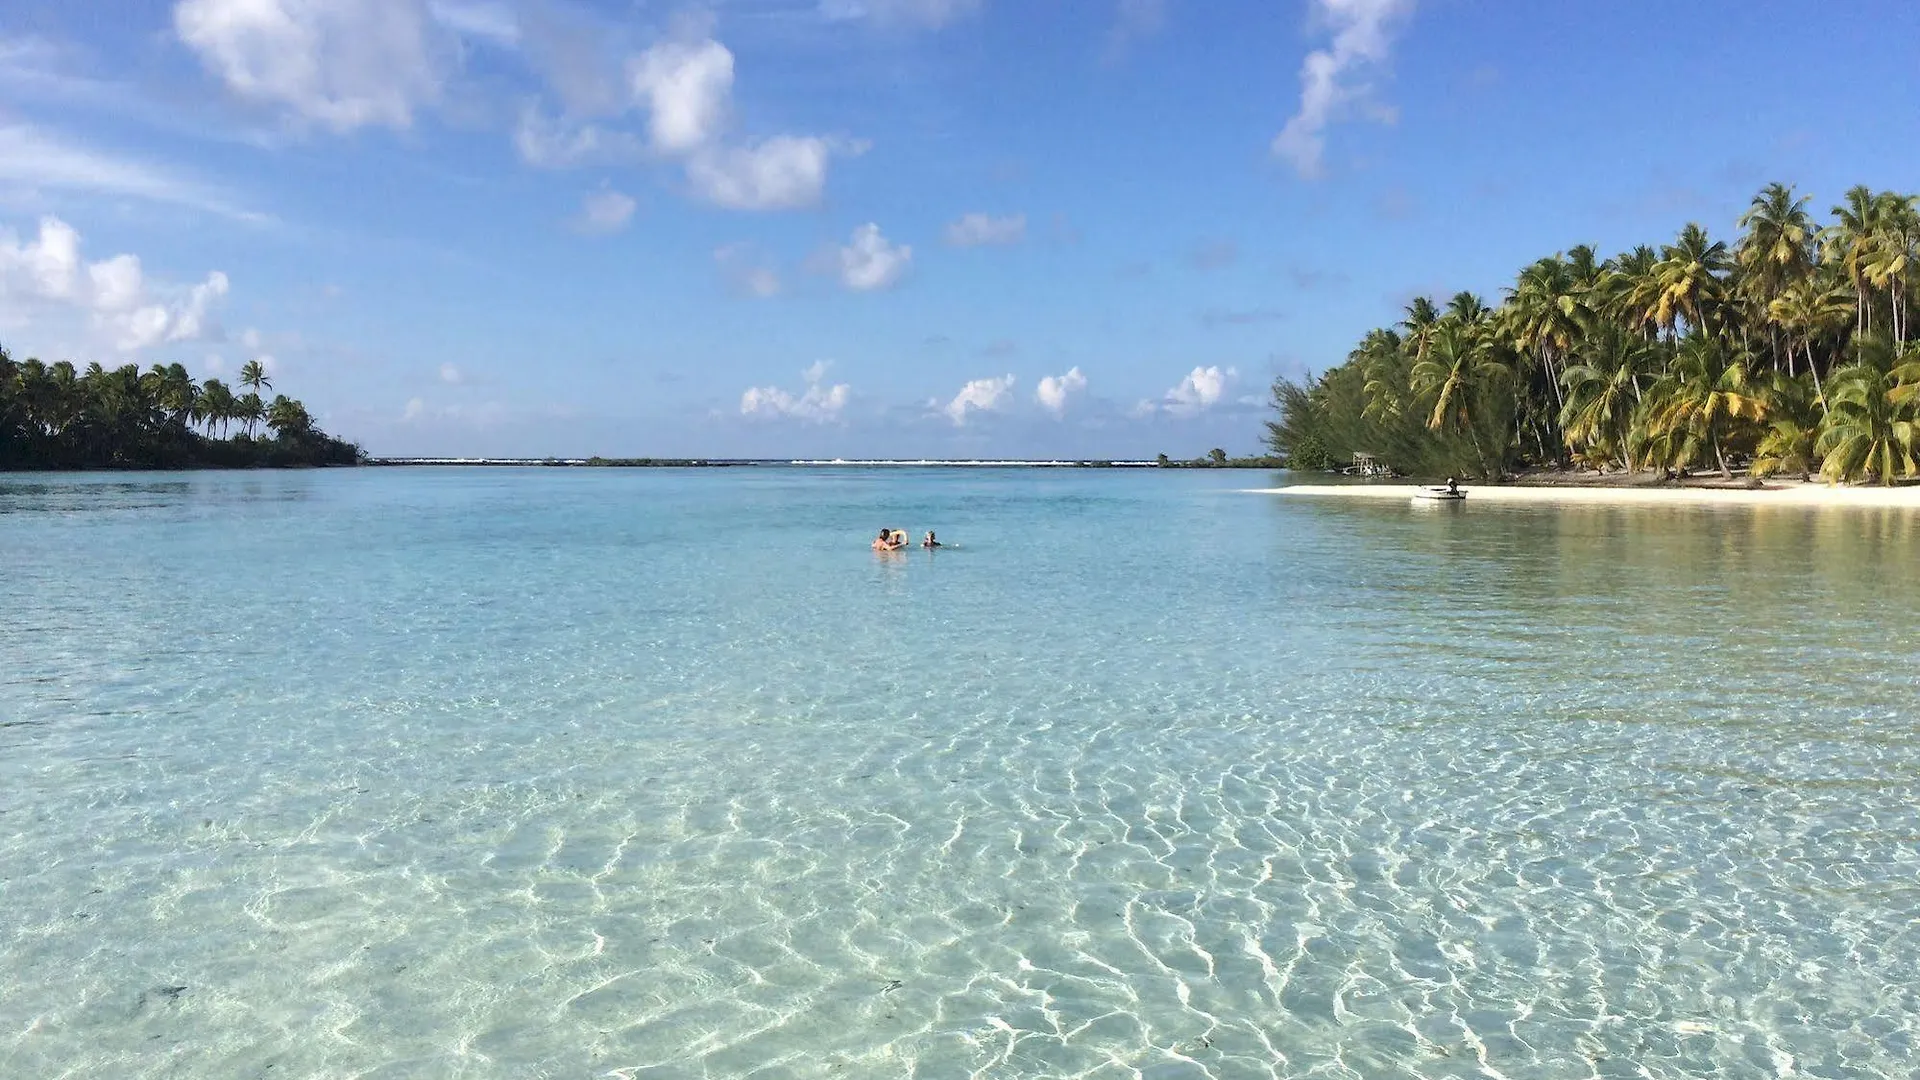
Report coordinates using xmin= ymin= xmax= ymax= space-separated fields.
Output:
xmin=0 ymin=349 xmax=361 ymax=470
xmin=1268 ymin=181 xmax=1920 ymax=484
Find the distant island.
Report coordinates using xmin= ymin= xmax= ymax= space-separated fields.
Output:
xmin=365 ymin=452 xmax=1285 ymax=469
xmin=1 ymin=349 xmax=361 ymax=470
xmin=1266 ymin=182 xmax=1920 ymax=486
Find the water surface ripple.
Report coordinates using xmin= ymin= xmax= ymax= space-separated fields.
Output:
xmin=3 ymin=469 xmax=1916 ymax=1078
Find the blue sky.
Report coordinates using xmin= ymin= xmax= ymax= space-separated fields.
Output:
xmin=2 ymin=0 xmax=1917 ymax=458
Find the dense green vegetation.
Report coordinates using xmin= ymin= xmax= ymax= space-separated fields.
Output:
xmin=0 ymin=348 xmax=362 ymax=469
xmin=1266 ymin=184 xmax=1920 ymax=484
xmin=1156 ymin=449 xmax=1286 ymax=469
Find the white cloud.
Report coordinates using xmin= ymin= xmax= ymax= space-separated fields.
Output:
xmin=0 ymin=215 xmax=230 ymax=352
xmin=820 ymin=0 xmax=983 ymax=28
xmin=628 ymin=37 xmax=734 ymax=153
xmin=1272 ymin=0 xmax=1415 ymax=178
xmin=686 ymin=136 xmax=837 ymax=211
xmin=714 ymin=243 xmax=782 ymax=297
xmin=945 ymin=212 xmax=1026 ymax=247
xmin=740 ymin=363 xmax=850 ymax=423
xmin=428 ymin=0 xmax=518 ymax=45
xmin=577 ymin=185 xmax=636 ymax=234
xmin=832 ymin=223 xmax=911 ymax=291
xmin=404 ymin=396 xmax=426 ymax=420
xmin=943 ymin=374 xmax=1015 ymax=426
xmin=1035 ymin=367 xmax=1087 ymax=416
xmin=440 ymin=362 xmax=464 ymax=384
xmin=1157 ymin=365 xmax=1236 ymax=416
xmin=511 ymin=106 xmax=642 ymax=169
xmin=1106 ymin=0 xmax=1167 ymax=60
xmin=173 ymin=0 xmax=450 ymax=132
xmin=0 ymin=124 xmax=261 ymax=223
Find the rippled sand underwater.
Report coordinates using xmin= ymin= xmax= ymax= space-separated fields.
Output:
xmin=3 ymin=469 xmax=1917 ymax=1078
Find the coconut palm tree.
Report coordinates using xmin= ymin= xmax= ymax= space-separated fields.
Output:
xmin=199 ymin=379 xmax=237 ymax=437
xmin=1639 ymin=331 xmax=1767 ymax=478
xmin=1767 ymin=277 xmax=1853 ymax=412
xmin=1357 ymin=328 xmax=1410 ymax=424
xmin=1816 ymin=336 xmax=1919 ymax=484
xmin=1411 ymin=320 xmax=1507 ymax=477
xmin=239 ymin=359 xmax=272 ymax=400
xmin=1602 ymin=245 xmax=1663 ymax=338
xmin=1738 ymin=183 xmax=1817 ymax=305
xmin=1861 ymin=194 xmax=1917 ymax=345
xmin=1826 ymin=185 xmax=1888 ymax=336
xmin=237 ymin=392 xmax=266 ymax=439
xmin=267 ymin=394 xmax=313 ymax=439
xmin=1560 ymin=324 xmax=1660 ymax=470
xmin=1650 ymin=224 xmax=1732 ymax=339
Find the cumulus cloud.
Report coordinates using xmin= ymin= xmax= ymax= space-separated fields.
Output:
xmin=945 ymin=212 xmax=1026 ymax=247
xmin=832 ymin=223 xmax=912 ymax=291
xmin=740 ymin=362 xmax=851 ymax=423
xmin=942 ymin=374 xmax=1015 ymax=426
xmin=0 ymin=215 xmax=230 ymax=352
xmin=714 ymin=243 xmax=782 ymax=297
xmin=1035 ymin=367 xmax=1087 ymax=417
xmin=1272 ymin=0 xmax=1416 ymax=178
xmin=576 ymin=185 xmax=637 ymax=234
xmin=628 ymin=37 xmax=734 ymax=153
xmin=820 ymin=0 xmax=983 ymax=28
xmin=1154 ymin=365 xmax=1236 ymax=416
xmin=687 ymin=136 xmax=837 ymax=211
xmin=173 ymin=0 xmax=451 ymax=132
xmin=439 ymin=362 xmax=464 ymax=384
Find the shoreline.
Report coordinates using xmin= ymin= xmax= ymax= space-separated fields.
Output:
xmin=1254 ymin=480 xmax=1920 ymax=508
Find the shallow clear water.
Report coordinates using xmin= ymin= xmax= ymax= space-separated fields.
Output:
xmin=3 ymin=468 xmax=1917 ymax=1079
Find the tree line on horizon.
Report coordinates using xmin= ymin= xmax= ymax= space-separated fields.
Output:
xmin=0 ymin=347 xmax=362 ymax=469
xmin=1266 ymin=183 xmax=1920 ymax=484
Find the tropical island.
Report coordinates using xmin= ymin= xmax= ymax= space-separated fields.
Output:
xmin=1265 ymin=183 xmax=1920 ymax=486
xmin=0 ymin=349 xmax=361 ymax=470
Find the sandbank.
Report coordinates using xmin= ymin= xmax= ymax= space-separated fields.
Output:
xmin=1252 ymin=480 xmax=1920 ymax=509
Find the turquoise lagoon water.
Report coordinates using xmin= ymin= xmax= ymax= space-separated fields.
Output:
xmin=2 ymin=467 xmax=1917 ymax=1079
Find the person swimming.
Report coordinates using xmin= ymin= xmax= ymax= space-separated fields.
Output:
xmin=921 ymin=531 xmax=942 ymax=548
xmin=873 ymin=527 xmax=902 ymax=552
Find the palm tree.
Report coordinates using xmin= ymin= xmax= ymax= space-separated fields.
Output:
xmin=1650 ymin=224 xmax=1732 ymax=339
xmin=1816 ymin=336 xmax=1919 ymax=484
xmin=1411 ymin=320 xmax=1507 ymax=477
xmin=1861 ymin=195 xmax=1917 ymax=345
xmin=266 ymin=395 xmax=313 ymax=439
xmin=1752 ymin=373 xmax=1823 ymax=480
xmin=1767 ymin=278 xmax=1853 ymax=412
xmin=1738 ymin=183 xmax=1817 ymax=304
xmin=199 ymin=379 xmax=237 ymax=437
xmin=1602 ymin=245 xmax=1664 ymax=341
xmin=1826 ymin=185 xmax=1887 ymax=336
xmin=1560 ymin=324 xmax=1660 ymax=470
xmin=1357 ymin=329 xmax=1410 ymax=424
xmin=237 ymin=392 xmax=266 ymax=439
xmin=1640 ymin=331 xmax=1767 ymax=478
xmin=239 ymin=359 xmax=272 ymax=399
xmin=1507 ymin=256 xmax=1588 ymax=413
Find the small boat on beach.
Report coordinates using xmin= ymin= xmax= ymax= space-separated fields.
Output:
xmin=1412 ymin=486 xmax=1466 ymax=502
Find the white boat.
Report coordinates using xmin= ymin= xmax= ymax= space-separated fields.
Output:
xmin=1412 ymin=486 xmax=1466 ymax=502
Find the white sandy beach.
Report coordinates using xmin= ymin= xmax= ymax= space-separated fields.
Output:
xmin=1254 ymin=481 xmax=1920 ymax=508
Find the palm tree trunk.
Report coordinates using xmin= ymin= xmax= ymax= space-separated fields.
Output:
xmin=1712 ymin=427 xmax=1732 ymax=480
xmin=1807 ymin=342 xmax=1828 ymax=418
